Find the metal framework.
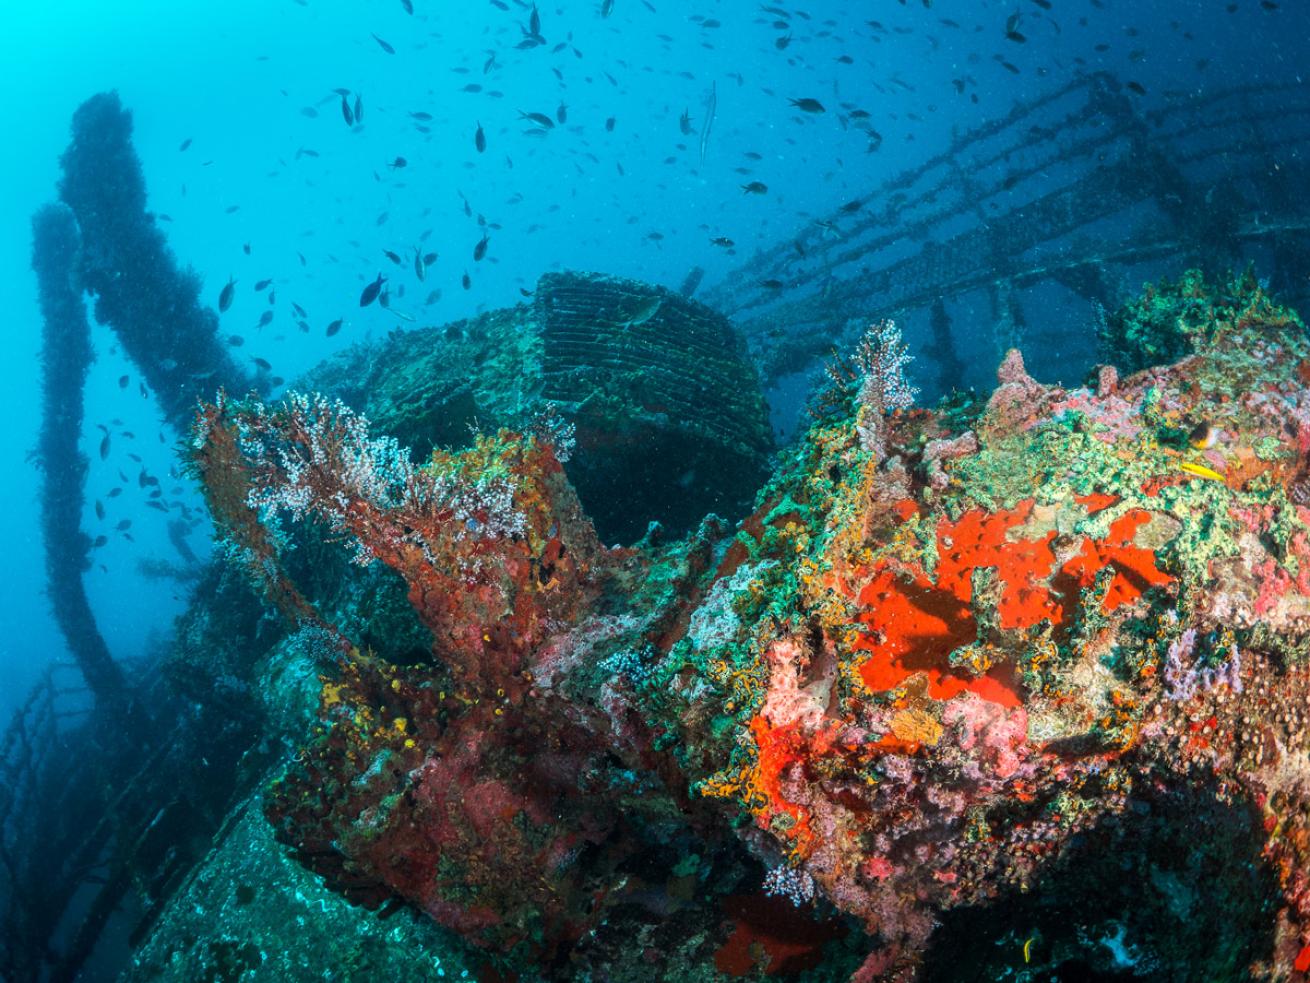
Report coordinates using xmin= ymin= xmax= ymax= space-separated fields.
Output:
xmin=701 ymin=73 xmax=1310 ymax=395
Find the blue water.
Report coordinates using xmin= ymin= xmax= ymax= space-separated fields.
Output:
xmin=0 ymin=0 xmax=1306 ymax=722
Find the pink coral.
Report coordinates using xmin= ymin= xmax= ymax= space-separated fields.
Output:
xmin=942 ymin=694 xmax=1030 ymax=781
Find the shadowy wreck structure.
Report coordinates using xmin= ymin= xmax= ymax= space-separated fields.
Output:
xmin=703 ymin=73 xmax=1310 ymax=401
xmin=9 ymin=78 xmax=1310 ymax=983
xmin=6 ymin=93 xmax=772 ymax=982
xmin=7 ymin=92 xmax=267 ymax=983
xmin=307 ymin=270 xmax=773 ymax=543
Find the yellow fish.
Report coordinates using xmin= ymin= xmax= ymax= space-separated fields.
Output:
xmin=1179 ymin=461 xmax=1226 ymax=482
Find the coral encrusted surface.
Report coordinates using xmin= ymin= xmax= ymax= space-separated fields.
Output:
xmin=189 ymin=271 xmax=1310 ymax=980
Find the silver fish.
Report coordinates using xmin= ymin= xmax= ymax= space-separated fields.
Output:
xmin=698 ymin=82 xmax=716 ymax=165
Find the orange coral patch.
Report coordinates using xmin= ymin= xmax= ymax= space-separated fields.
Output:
xmin=1058 ymin=509 xmax=1172 ymax=610
xmin=932 ymin=502 xmax=1060 ymax=629
xmin=1295 ymin=942 xmax=1310 ymax=974
xmin=748 ymin=717 xmax=818 ymax=850
xmin=853 ymin=498 xmax=1169 ymax=708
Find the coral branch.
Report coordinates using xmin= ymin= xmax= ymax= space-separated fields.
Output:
xmin=194 ymin=391 xmax=608 ymax=685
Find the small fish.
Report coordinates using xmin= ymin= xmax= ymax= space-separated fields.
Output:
xmin=620 ymin=297 xmax=662 ymax=329
xmin=475 ymin=122 xmax=486 ymax=153
xmin=556 ymin=102 xmax=568 ymax=124
xmin=228 ymin=334 xmax=244 ymax=346
xmin=709 ymin=236 xmax=734 ymax=248
xmin=117 ymin=374 xmax=129 ymax=388
xmin=354 ymin=93 xmax=364 ymax=122
xmin=389 ymin=156 xmax=408 ymax=168
xmin=360 ymin=273 xmax=387 ymax=306
xmin=179 ymin=137 xmax=193 ymax=151
xmin=519 ymin=110 xmax=555 ymax=129
xmin=1188 ymin=422 xmax=1219 ymax=450
xmin=400 ymin=0 xmax=413 ymax=13
xmin=218 ymin=276 xmax=236 ymax=313
xmin=1126 ymin=80 xmax=1147 ymax=96
xmin=605 ymin=116 xmax=617 ymax=131
xmin=414 ymin=248 xmax=426 ymax=281
xmin=257 ymin=310 xmax=274 ymax=328
xmin=760 ymin=279 xmax=785 ymax=289
xmin=473 ymin=234 xmax=490 ymax=262
xmin=99 ymin=432 xmax=111 ymax=460
xmin=741 ymin=181 xmax=768 ymax=194
xmin=462 ymin=271 xmax=472 ymax=290
xmin=95 ymin=500 xmax=105 ymax=520
xmin=372 ymin=33 xmax=396 ymax=54
xmin=1180 ymin=461 xmax=1225 ymax=482
xmin=601 ymin=0 xmax=614 ymax=15
xmin=789 ymin=97 xmax=826 ymax=113
xmin=253 ymin=357 xmax=273 ymax=371
xmin=341 ymin=93 xmax=355 ymax=126
xmin=326 ymin=318 xmax=344 ymax=336
xmin=698 ymin=82 xmax=715 ymax=164
xmin=255 ymin=278 xmax=273 ymax=291
xmin=384 ymin=249 xmax=403 ymax=265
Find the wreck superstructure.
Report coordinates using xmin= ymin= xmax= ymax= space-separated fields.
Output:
xmin=6 ymin=74 xmax=1310 ymax=983
xmin=703 ymin=72 xmax=1310 ymax=399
